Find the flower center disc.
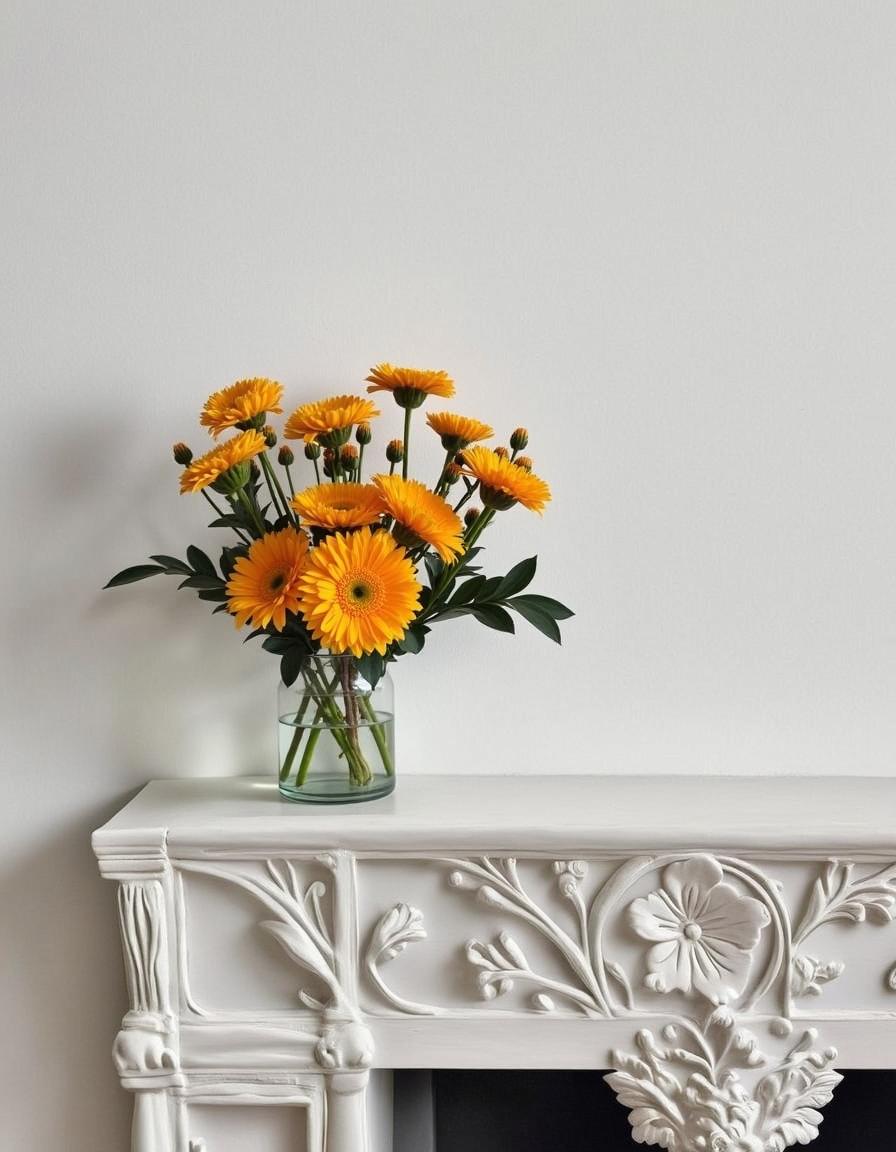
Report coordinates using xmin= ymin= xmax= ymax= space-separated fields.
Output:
xmin=683 ymin=922 xmax=702 ymax=941
xmin=268 ymin=570 xmax=286 ymax=592
xmin=337 ymin=570 xmax=382 ymax=615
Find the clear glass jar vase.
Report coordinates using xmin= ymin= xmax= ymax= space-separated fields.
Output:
xmin=277 ymin=655 xmax=395 ymax=804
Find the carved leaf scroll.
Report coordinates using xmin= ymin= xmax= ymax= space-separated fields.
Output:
xmin=365 ymin=904 xmax=443 ymax=1016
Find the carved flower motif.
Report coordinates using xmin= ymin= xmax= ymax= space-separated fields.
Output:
xmin=628 ymin=856 xmax=769 ymax=1003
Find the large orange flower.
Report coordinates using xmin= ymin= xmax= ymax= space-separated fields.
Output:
xmin=284 ymin=395 xmax=379 ymax=447
xmin=372 ymin=475 xmax=464 ymax=561
xmin=296 ymin=527 xmax=421 ymax=657
xmin=291 ymin=483 xmax=384 ymax=531
xmin=226 ymin=528 xmax=310 ymax=630
xmin=200 ymin=378 xmax=284 ymax=437
xmin=459 ymin=446 xmax=551 ymax=513
xmin=179 ymin=429 xmax=266 ymax=494
xmin=366 ymin=363 xmax=455 ymax=408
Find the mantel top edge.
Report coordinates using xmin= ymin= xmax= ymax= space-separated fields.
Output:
xmin=92 ymin=774 xmax=896 ymax=855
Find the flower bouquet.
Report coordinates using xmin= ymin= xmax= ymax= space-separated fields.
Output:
xmin=106 ymin=364 xmax=573 ymax=802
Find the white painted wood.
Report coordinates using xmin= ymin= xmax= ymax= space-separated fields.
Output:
xmin=94 ymin=775 xmax=896 ymax=1151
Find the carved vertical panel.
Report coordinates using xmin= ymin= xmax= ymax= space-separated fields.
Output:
xmin=118 ymin=881 xmax=171 ymax=1019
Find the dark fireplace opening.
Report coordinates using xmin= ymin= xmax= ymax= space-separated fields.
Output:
xmin=393 ymin=1069 xmax=896 ymax=1152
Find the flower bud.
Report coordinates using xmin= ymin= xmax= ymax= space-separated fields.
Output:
xmin=322 ymin=447 xmax=335 ymax=478
xmin=249 ymin=460 xmax=261 ymax=482
xmin=355 ymin=421 xmax=372 ymax=445
xmin=278 ymin=445 xmax=295 ymax=467
xmin=263 ymin=425 xmax=277 ymax=448
xmin=386 ymin=439 xmax=404 ymax=464
xmin=464 ymin=506 xmax=481 ymax=528
xmin=494 ymin=445 xmax=509 ymax=459
xmin=441 ymin=461 xmax=462 ymax=486
xmin=515 ymin=455 xmax=533 ymax=472
xmin=304 ymin=441 xmax=322 ymax=461
xmin=340 ymin=444 xmax=359 ymax=472
xmin=510 ymin=427 xmax=529 ymax=452
xmin=172 ymin=442 xmax=193 ymax=466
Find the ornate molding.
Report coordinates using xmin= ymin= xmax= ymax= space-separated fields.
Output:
xmin=364 ymin=903 xmax=443 ymax=1016
xmin=176 ymin=857 xmax=354 ymax=1017
xmin=446 ymin=856 xmax=609 ymax=1015
xmin=789 ymin=859 xmax=896 ymax=1001
xmin=118 ymin=881 xmax=171 ymax=1020
xmin=606 ymin=1012 xmax=842 ymax=1151
xmin=315 ymin=1020 xmax=374 ymax=1070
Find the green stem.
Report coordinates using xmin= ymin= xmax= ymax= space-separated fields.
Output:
xmin=402 ymin=406 xmax=412 ymax=480
xmin=278 ymin=687 xmax=316 ymax=782
xmin=295 ymin=725 xmax=322 ymax=786
xmin=260 ymin=452 xmax=295 ymax=525
xmin=235 ymin=485 xmax=266 ymax=536
xmin=359 ymin=695 xmax=393 ymax=776
xmin=312 ymin=455 xmax=322 ymax=484
xmin=284 ymin=463 xmax=296 ymax=497
xmin=202 ymin=490 xmax=251 ymax=544
xmin=358 ymin=443 xmax=365 ymax=482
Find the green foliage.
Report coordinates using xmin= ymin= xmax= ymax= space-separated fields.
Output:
xmin=425 ymin=554 xmax=574 ymax=644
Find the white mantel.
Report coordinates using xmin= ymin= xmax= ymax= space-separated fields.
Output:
xmin=94 ymin=775 xmax=896 ymax=1151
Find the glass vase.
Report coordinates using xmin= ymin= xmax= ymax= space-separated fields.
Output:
xmin=277 ymin=654 xmax=395 ymax=804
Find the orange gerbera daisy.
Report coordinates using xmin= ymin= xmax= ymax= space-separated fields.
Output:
xmin=200 ymin=378 xmax=284 ymax=437
xmin=372 ymin=474 xmax=464 ymax=562
xmin=459 ymin=446 xmax=551 ymax=513
xmin=291 ymin=483 xmax=385 ymax=531
xmin=226 ymin=528 xmax=310 ymax=630
xmin=296 ymin=527 xmax=421 ymax=657
xmin=365 ymin=363 xmax=455 ymax=408
xmin=284 ymin=395 xmax=379 ymax=447
xmin=426 ymin=411 xmax=494 ymax=451
xmin=179 ymin=429 xmax=266 ymax=495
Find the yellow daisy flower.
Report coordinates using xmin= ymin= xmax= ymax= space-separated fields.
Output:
xmin=297 ymin=527 xmax=421 ymax=657
xmin=291 ymin=483 xmax=385 ymax=531
xmin=284 ymin=395 xmax=380 ymax=447
xmin=226 ymin=528 xmax=310 ymax=631
xmin=365 ymin=363 xmax=455 ymax=409
xmin=426 ymin=411 xmax=494 ymax=451
xmin=200 ymin=377 xmax=284 ymax=437
xmin=459 ymin=446 xmax=552 ymax=513
xmin=179 ymin=429 xmax=266 ymax=495
xmin=372 ymin=474 xmax=465 ymax=562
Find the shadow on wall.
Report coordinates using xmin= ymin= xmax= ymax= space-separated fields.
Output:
xmin=0 ymin=791 xmax=138 ymax=1149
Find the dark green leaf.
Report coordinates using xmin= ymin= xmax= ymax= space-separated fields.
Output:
xmin=242 ymin=627 xmax=266 ymax=642
xmin=356 ymin=652 xmax=385 ymax=688
xmin=280 ymin=646 xmax=308 ymax=687
xmin=397 ymin=624 xmax=427 ymax=654
xmin=496 ymin=556 xmax=537 ymax=599
xmin=424 ymin=551 xmax=444 ymax=587
xmin=212 ymin=603 xmax=230 ymax=614
xmin=510 ymin=594 xmax=574 ymax=621
xmin=104 ymin=564 xmax=167 ymax=588
xmin=449 ymin=574 xmax=486 ymax=606
xmin=508 ymin=599 xmax=562 ymax=643
xmin=470 ymin=604 xmax=515 ymax=634
xmin=149 ymin=554 xmax=192 ymax=575
xmin=262 ymin=635 xmax=293 ymax=655
xmin=186 ymin=545 xmax=216 ymax=577
xmin=196 ymin=588 xmax=227 ymax=602
xmin=477 ymin=576 xmax=503 ymax=601
xmin=178 ymin=575 xmax=226 ymax=591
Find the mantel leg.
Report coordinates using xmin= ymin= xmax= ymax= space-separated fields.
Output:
xmin=132 ymin=1090 xmax=175 ymax=1152
xmin=326 ymin=1070 xmax=370 ymax=1152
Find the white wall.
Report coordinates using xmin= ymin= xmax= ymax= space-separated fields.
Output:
xmin=2 ymin=1 xmax=895 ymax=1145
